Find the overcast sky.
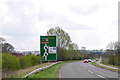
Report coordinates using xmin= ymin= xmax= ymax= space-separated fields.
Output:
xmin=0 ymin=0 xmax=119 ymax=51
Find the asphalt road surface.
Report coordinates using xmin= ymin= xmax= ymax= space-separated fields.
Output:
xmin=59 ymin=61 xmax=119 ymax=79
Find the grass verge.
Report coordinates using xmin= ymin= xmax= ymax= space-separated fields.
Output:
xmin=28 ymin=60 xmax=81 ymax=78
xmin=92 ymin=62 xmax=120 ymax=72
xmin=3 ymin=62 xmax=53 ymax=78
xmin=100 ymin=62 xmax=120 ymax=68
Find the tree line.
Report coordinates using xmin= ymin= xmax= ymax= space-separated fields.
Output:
xmin=1 ymin=26 xmax=82 ymax=78
xmin=102 ymin=41 xmax=120 ymax=66
xmin=47 ymin=27 xmax=82 ymax=61
xmin=1 ymin=26 xmax=119 ymax=77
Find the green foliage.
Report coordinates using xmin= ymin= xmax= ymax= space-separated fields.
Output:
xmin=18 ymin=55 xmax=40 ymax=69
xmin=28 ymin=62 xmax=65 ymax=78
xmin=102 ymin=54 xmax=120 ymax=66
xmin=2 ymin=53 xmax=40 ymax=72
xmin=0 ymin=53 xmax=2 ymax=72
xmin=28 ymin=61 xmax=80 ymax=78
xmin=102 ymin=58 xmax=109 ymax=64
xmin=102 ymin=41 xmax=120 ymax=67
xmin=2 ymin=53 xmax=20 ymax=72
xmin=18 ymin=56 xmax=32 ymax=69
xmin=108 ymin=55 xmax=115 ymax=65
xmin=64 ymin=50 xmax=72 ymax=60
xmin=47 ymin=27 xmax=82 ymax=61
xmin=47 ymin=27 xmax=71 ymax=49
xmin=115 ymin=54 xmax=120 ymax=66
xmin=30 ymin=55 xmax=40 ymax=66
xmin=92 ymin=62 xmax=120 ymax=72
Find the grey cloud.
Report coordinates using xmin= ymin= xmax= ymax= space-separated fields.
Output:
xmin=53 ymin=23 xmax=94 ymax=31
xmin=1 ymin=0 xmax=38 ymax=51
xmin=38 ymin=8 xmax=59 ymax=21
xmin=70 ymin=4 xmax=100 ymax=16
xmin=2 ymin=17 xmax=33 ymax=37
xmin=111 ymin=20 xmax=118 ymax=27
xmin=55 ymin=16 xmax=94 ymax=30
xmin=68 ymin=24 xmax=95 ymax=30
xmin=2 ymin=1 xmax=36 ymax=37
xmin=5 ymin=0 xmax=33 ymax=17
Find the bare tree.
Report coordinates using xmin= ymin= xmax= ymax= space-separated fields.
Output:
xmin=0 ymin=37 xmax=14 ymax=53
xmin=47 ymin=27 xmax=72 ymax=49
xmin=102 ymin=41 xmax=120 ymax=66
xmin=0 ymin=37 xmax=6 ymax=53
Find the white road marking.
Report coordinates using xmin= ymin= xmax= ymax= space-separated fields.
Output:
xmin=97 ymin=74 xmax=105 ymax=78
xmin=88 ymin=65 xmax=95 ymax=67
xmin=84 ymin=68 xmax=86 ymax=70
xmin=87 ymin=70 xmax=93 ymax=73
xmin=59 ymin=69 xmax=61 ymax=78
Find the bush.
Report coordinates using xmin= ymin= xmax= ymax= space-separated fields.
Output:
xmin=103 ymin=54 xmax=120 ymax=67
xmin=18 ymin=55 xmax=40 ymax=69
xmin=57 ymin=47 xmax=82 ymax=61
xmin=102 ymin=58 xmax=109 ymax=64
xmin=30 ymin=55 xmax=40 ymax=66
xmin=18 ymin=55 xmax=33 ymax=69
xmin=2 ymin=53 xmax=20 ymax=72
xmin=0 ymin=53 xmax=2 ymax=72
xmin=108 ymin=55 xmax=115 ymax=65
xmin=2 ymin=53 xmax=40 ymax=72
xmin=111 ymin=54 xmax=120 ymax=66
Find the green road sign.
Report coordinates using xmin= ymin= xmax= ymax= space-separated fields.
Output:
xmin=40 ymin=36 xmax=57 ymax=61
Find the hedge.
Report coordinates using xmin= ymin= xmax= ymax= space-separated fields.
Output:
xmin=30 ymin=55 xmax=40 ymax=66
xmin=18 ymin=55 xmax=33 ymax=69
xmin=2 ymin=53 xmax=20 ymax=72
xmin=2 ymin=53 xmax=40 ymax=72
xmin=102 ymin=54 xmax=120 ymax=67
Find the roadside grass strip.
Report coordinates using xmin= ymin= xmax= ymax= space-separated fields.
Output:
xmin=2 ymin=62 xmax=53 ymax=78
xmin=92 ymin=62 xmax=120 ymax=72
xmin=28 ymin=60 xmax=81 ymax=78
xmin=22 ymin=61 xmax=62 ymax=78
xmin=100 ymin=62 xmax=120 ymax=68
xmin=28 ymin=62 xmax=65 ymax=78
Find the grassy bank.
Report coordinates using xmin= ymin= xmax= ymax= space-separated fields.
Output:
xmin=92 ymin=62 xmax=120 ymax=72
xmin=28 ymin=60 xmax=81 ymax=78
xmin=100 ymin=62 xmax=120 ymax=68
xmin=3 ymin=62 xmax=53 ymax=78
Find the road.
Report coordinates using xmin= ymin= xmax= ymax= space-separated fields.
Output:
xmin=59 ymin=61 xmax=119 ymax=80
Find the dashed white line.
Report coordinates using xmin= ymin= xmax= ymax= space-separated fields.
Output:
xmin=59 ymin=69 xmax=61 ymax=78
xmin=88 ymin=65 xmax=95 ymax=67
xmin=97 ymin=74 xmax=105 ymax=78
xmin=81 ymin=64 xmax=106 ymax=79
xmin=87 ymin=70 xmax=93 ymax=73
xmin=81 ymin=65 xmax=106 ymax=79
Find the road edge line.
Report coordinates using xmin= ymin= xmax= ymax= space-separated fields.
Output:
xmin=97 ymin=74 xmax=105 ymax=78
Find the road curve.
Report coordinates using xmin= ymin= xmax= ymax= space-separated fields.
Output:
xmin=59 ymin=61 xmax=118 ymax=79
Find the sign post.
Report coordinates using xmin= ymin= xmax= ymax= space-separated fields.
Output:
xmin=40 ymin=36 xmax=57 ymax=61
